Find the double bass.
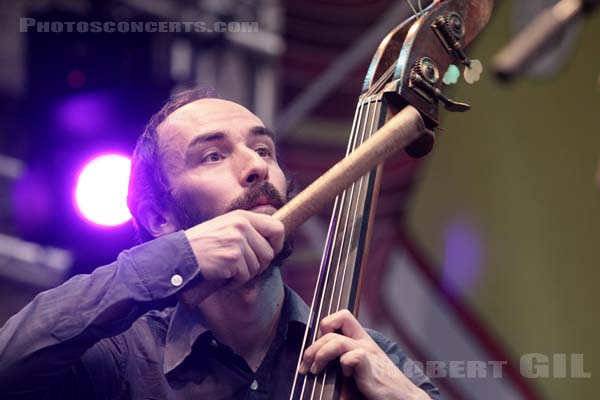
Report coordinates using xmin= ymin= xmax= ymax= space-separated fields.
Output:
xmin=277 ymin=0 xmax=495 ymax=398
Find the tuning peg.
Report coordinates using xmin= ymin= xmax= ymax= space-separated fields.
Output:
xmin=464 ymin=59 xmax=483 ymax=84
xmin=443 ymin=64 xmax=461 ymax=85
xmin=433 ymin=11 xmax=483 ymax=85
xmin=410 ymin=58 xmax=471 ymax=113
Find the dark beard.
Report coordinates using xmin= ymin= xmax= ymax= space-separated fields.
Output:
xmin=169 ymin=181 xmax=294 ymax=267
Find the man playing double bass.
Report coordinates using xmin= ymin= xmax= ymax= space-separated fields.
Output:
xmin=0 ymin=88 xmax=441 ymax=399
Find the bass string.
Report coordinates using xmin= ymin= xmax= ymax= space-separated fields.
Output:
xmin=290 ymin=184 xmax=339 ymax=400
xmin=325 ymin=99 xmax=380 ymax=318
xmin=292 ymin=99 xmax=367 ymax=400
xmin=304 ymin=99 xmax=374 ymax=400
xmin=363 ymin=61 xmax=396 ymax=99
xmin=306 ymin=61 xmax=398 ymax=400
xmin=405 ymin=0 xmax=419 ymax=17
xmin=311 ymin=60 xmax=398 ymax=398
xmin=323 ymin=60 xmax=396 ymax=324
xmin=315 ymin=98 xmax=383 ymax=400
xmin=405 ymin=0 xmax=427 ymax=18
xmin=294 ymin=57 xmax=399 ymax=400
xmin=333 ymin=98 xmax=382 ymax=317
xmin=311 ymin=97 xmax=380 ymax=400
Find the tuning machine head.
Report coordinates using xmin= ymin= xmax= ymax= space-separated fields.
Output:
xmin=409 ymin=57 xmax=471 ymax=112
xmin=372 ymin=0 xmax=493 ymax=127
xmin=432 ymin=11 xmax=483 ymax=84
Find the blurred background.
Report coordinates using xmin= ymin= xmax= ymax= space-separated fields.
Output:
xmin=0 ymin=0 xmax=598 ymax=398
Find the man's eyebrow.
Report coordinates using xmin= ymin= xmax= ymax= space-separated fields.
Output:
xmin=187 ymin=131 xmax=225 ymax=151
xmin=250 ymin=126 xmax=276 ymax=142
xmin=186 ymin=127 xmax=276 ymax=154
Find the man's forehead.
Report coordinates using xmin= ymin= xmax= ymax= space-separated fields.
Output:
xmin=159 ymin=98 xmax=264 ymax=140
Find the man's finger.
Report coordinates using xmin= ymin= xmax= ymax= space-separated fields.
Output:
xmin=339 ymin=348 xmax=367 ymax=377
xmin=240 ymin=237 xmax=260 ymax=278
xmin=244 ymin=228 xmax=275 ymax=270
xmin=299 ymin=332 xmax=339 ymax=373
xmin=305 ymin=335 xmax=357 ymax=375
xmin=241 ymin=211 xmax=285 ymax=253
xmin=230 ymin=245 xmax=252 ymax=285
xmin=319 ymin=309 xmax=368 ymax=340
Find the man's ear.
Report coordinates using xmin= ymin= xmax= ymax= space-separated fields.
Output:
xmin=136 ymin=201 xmax=179 ymax=238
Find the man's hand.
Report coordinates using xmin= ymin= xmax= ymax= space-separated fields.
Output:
xmin=299 ymin=310 xmax=429 ymax=400
xmin=179 ymin=210 xmax=284 ymax=305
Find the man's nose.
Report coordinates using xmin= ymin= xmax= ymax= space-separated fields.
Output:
xmin=238 ymin=147 xmax=269 ymax=186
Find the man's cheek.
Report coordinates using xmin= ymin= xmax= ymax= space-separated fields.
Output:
xmin=274 ymin=175 xmax=288 ymax=200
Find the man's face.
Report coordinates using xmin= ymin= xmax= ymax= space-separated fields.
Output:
xmin=157 ymin=98 xmax=288 ymax=228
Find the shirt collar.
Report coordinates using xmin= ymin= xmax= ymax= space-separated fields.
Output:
xmin=163 ymin=285 xmax=309 ymax=374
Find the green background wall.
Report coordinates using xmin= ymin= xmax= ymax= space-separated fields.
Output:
xmin=408 ymin=2 xmax=600 ymax=398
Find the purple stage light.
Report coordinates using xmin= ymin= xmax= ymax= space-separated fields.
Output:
xmin=74 ymin=154 xmax=132 ymax=226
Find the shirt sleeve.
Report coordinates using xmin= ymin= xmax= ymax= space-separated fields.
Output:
xmin=0 ymin=231 xmax=199 ymax=399
xmin=366 ymin=328 xmax=443 ymax=400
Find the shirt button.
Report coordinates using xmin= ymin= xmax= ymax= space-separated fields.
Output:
xmin=210 ymin=339 xmax=218 ymax=348
xmin=170 ymin=274 xmax=183 ymax=287
xmin=250 ymin=379 xmax=259 ymax=391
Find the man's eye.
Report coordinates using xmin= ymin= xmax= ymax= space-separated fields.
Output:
xmin=256 ymin=147 xmax=271 ymax=157
xmin=201 ymin=152 xmax=222 ymax=163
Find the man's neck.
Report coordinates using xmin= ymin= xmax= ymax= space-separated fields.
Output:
xmin=197 ymin=267 xmax=285 ymax=371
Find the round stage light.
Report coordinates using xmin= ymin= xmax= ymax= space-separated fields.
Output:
xmin=74 ymin=154 xmax=132 ymax=226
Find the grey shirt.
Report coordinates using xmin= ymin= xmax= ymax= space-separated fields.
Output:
xmin=0 ymin=231 xmax=441 ymax=399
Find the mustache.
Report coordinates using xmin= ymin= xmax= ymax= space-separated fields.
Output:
xmin=225 ymin=182 xmax=286 ymax=213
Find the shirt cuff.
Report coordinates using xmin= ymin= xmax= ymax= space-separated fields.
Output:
xmin=127 ymin=231 xmax=199 ymax=300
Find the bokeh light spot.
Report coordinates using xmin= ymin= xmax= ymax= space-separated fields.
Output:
xmin=442 ymin=216 xmax=485 ymax=295
xmin=74 ymin=154 xmax=132 ymax=226
xmin=56 ymin=92 xmax=114 ymax=137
